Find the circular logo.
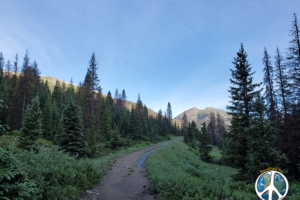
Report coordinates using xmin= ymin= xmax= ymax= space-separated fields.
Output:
xmin=255 ymin=170 xmax=289 ymax=200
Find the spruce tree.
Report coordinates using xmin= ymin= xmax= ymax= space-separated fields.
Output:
xmin=262 ymin=47 xmax=277 ymax=121
xmin=161 ymin=118 xmax=168 ymax=137
xmin=286 ymin=13 xmax=300 ymax=104
xmin=99 ymin=101 xmax=111 ymax=141
xmin=166 ymin=102 xmax=172 ymax=126
xmin=51 ymin=100 xmax=60 ymax=138
xmin=224 ymin=43 xmax=261 ymax=181
xmin=52 ymin=80 xmax=62 ymax=110
xmin=42 ymin=95 xmax=52 ymax=141
xmin=58 ymin=98 xmax=89 ymax=158
xmin=128 ymin=105 xmax=141 ymax=140
xmin=18 ymin=96 xmax=42 ymax=152
xmin=181 ymin=111 xmax=188 ymax=135
xmin=110 ymin=126 xmax=120 ymax=149
xmin=274 ymin=47 xmax=289 ymax=118
xmin=87 ymin=110 xmax=97 ymax=157
xmin=198 ymin=122 xmax=213 ymax=162
xmin=120 ymin=109 xmax=129 ymax=136
xmin=245 ymin=93 xmax=289 ymax=183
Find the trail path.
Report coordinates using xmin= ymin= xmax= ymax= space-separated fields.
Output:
xmin=78 ymin=139 xmax=182 ymax=200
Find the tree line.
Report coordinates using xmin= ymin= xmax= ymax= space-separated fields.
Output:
xmin=0 ymin=51 xmax=181 ymax=158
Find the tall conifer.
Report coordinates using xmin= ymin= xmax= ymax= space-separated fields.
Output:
xmin=224 ymin=43 xmax=261 ymax=181
xmin=18 ymin=96 xmax=42 ymax=152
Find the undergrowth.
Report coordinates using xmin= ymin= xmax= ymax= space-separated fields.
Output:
xmin=145 ymin=141 xmax=300 ymax=200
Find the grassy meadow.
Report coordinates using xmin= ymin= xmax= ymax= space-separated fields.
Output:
xmin=145 ymin=140 xmax=300 ymax=200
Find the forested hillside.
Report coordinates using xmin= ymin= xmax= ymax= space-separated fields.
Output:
xmin=0 ymin=52 xmax=182 ymax=199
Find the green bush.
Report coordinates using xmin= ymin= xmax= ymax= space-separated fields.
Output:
xmin=0 ymin=148 xmax=38 ymax=200
xmin=10 ymin=130 xmax=21 ymax=137
xmin=13 ymin=146 xmax=102 ymax=200
xmin=35 ymin=138 xmax=53 ymax=147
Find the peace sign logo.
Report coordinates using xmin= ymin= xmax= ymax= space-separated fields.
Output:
xmin=255 ymin=170 xmax=289 ymax=200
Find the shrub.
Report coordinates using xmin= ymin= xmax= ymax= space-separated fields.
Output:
xmin=13 ymin=146 xmax=101 ymax=200
xmin=0 ymin=148 xmax=38 ymax=199
xmin=35 ymin=138 xmax=53 ymax=147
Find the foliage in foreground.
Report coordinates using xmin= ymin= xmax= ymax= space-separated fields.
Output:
xmin=145 ymin=141 xmax=300 ymax=200
xmin=12 ymin=146 xmax=102 ymax=200
xmin=0 ymin=148 xmax=38 ymax=200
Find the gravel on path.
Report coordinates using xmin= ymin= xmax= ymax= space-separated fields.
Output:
xmin=78 ymin=139 xmax=182 ymax=200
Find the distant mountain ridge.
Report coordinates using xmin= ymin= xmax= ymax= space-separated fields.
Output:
xmin=174 ymin=107 xmax=231 ymax=130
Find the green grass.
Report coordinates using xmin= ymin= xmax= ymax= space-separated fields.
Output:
xmin=145 ymin=140 xmax=300 ymax=200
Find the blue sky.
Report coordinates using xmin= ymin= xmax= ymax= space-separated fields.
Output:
xmin=0 ymin=0 xmax=299 ymax=117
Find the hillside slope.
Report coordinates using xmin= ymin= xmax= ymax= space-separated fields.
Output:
xmin=174 ymin=107 xmax=231 ymax=129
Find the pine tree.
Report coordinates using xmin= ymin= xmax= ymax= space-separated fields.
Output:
xmin=42 ymin=95 xmax=52 ymax=141
xmin=198 ymin=122 xmax=213 ymax=162
xmin=224 ymin=44 xmax=261 ymax=180
xmin=87 ymin=110 xmax=97 ymax=157
xmin=181 ymin=111 xmax=188 ymax=135
xmin=57 ymin=98 xmax=89 ymax=158
xmin=245 ymin=93 xmax=289 ymax=183
xmin=18 ymin=96 xmax=42 ymax=152
xmin=262 ymin=47 xmax=277 ymax=121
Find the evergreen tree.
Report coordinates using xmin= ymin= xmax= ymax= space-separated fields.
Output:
xmin=52 ymin=80 xmax=62 ymax=110
xmin=136 ymin=94 xmax=144 ymax=126
xmin=110 ymin=126 xmax=120 ymax=149
xmin=181 ymin=111 xmax=188 ymax=135
xmin=120 ymin=109 xmax=129 ymax=136
xmin=245 ymin=93 xmax=289 ymax=183
xmin=274 ymin=47 xmax=290 ymax=118
xmin=87 ymin=110 xmax=96 ymax=157
xmin=42 ymin=95 xmax=52 ymax=141
xmin=107 ymin=91 xmax=114 ymax=107
xmin=262 ymin=47 xmax=277 ymax=121
xmin=99 ymin=101 xmax=111 ymax=141
xmin=224 ymin=43 xmax=261 ymax=181
xmin=122 ymin=89 xmax=127 ymax=107
xmin=18 ymin=96 xmax=42 ymax=152
xmin=286 ymin=13 xmax=300 ymax=104
xmin=51 ymin=100 xmax=60 ymax=138
xmin=161 ymin=118 xmax=168 ymax=137
xmin=128 ymin=105 xmax=141 ymax=140
xmin=166 ymin=102 xmax=172 ymax=126
xmin=198 ymin=122 xmax=213 ymax=162
xmin=57 ymin=98 xmax=89 ymax=158
xmin=208 ymin=112 xmax=217 ymax=145
xmin=87 ymin=52 xmax=100 ymax=91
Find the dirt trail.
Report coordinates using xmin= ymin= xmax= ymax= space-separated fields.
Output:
xmin=78 ymin=139 xmax=181 ymax=200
